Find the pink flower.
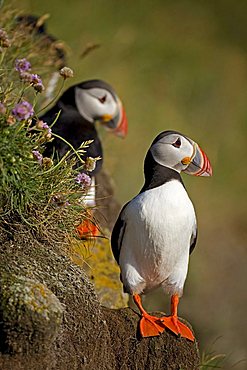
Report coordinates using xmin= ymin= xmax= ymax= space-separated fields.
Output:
xmin=32 ymin=150 xmax=43 ymax=165
xmin=15 ymin=58 xmax=31 ymax=73
xmin=75 ymin=173 xmax=92 ymax=188
xmin=31 ymin=74 xmax=44 ymax=92
xmin=12 ymin=101 xmax=34 ymax=120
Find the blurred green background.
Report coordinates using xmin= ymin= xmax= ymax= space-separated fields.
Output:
xmin=11 ymin=0 xmax=247 ymax=368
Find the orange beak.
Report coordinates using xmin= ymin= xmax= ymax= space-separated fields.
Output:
xmin=112 ymin=104 xmax=128 ymax=138
xmin=100 ymin=99 xmax=128 ymax=138
xmin=183 ymin=143 xmax=212 ymax=177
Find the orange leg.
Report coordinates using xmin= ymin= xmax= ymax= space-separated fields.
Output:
xmin=160 ymin=294 xmax=195 ymax=341
xmin=133 ymin=294 xmax=165 ymax=337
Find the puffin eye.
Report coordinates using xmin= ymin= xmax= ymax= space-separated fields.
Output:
xmin=98 ymin=95 xmax=107 ymax=104
xmin=172 ymin=138 xmax=181 ymax=148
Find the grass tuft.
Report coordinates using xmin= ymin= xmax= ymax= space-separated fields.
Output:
xmin=0 ymin=5 xmax=97 ymax=246
xmin=200 ymin=351 xmax=226 ymax=369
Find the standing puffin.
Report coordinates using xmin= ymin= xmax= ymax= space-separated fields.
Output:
xmin=111 ymin=130 xmax=212 ymax=341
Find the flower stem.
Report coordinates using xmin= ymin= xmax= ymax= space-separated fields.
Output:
xmin=37 ymin=79 xmax=65 ymax=114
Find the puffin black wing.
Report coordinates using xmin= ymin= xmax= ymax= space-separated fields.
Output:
xmin=111 ymin=203 xmax=129 ymax=264
xmin=189 ymin=222 xmax=198 ymax=254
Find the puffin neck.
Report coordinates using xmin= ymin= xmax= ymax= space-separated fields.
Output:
xmin=139 ymin=150 xmax=183 ymax=193
xmin=59 ymin=86 xmax=76 ymax=108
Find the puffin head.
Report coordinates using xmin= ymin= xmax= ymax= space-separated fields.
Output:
xmin=74 ymin=79 xmax=128 ymax=138
xmin=149 ymin=130 xmax=212 ymax=176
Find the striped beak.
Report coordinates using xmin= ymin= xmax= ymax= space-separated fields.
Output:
xmin=101 ymin=99 xmax=128 ymax=138
xmin=112 ymin=103 xmax=128 ymax=138
xmin=183 ymin=143 xmax=212 ymax=177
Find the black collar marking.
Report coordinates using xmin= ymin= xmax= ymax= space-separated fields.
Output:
xmin=139 ymin=150 xmax=184 ymax=194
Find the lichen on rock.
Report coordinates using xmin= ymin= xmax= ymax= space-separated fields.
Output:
xmin=0 ymin=222 xmax=116 ymax=370
xmin=0 ymin=274 xmax=63 ymax=354
xmin=70 ymin=235 xmax=128 ymax=309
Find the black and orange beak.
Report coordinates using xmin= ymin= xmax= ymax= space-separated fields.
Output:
xmin=183 ymin=142 xmax=212 ymax=177
xmin=100 ymin=99 xmax=128 ymax=138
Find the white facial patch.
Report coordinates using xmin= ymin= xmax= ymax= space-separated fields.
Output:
xmin=75 ymin=87 xmax=118 ymax=122
xmin=150 ymin=134 xmax=194 ymax=173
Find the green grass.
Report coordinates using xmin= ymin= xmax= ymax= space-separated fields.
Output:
xmin=0 ymin=8 xmax=94 ymax=237
xmin=200 ymin=351 xmax=226 ymax=369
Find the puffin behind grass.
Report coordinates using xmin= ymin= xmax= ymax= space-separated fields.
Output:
xmin=40 ymin=80 xmax=128 ymax=236
xmin=111 ymin=130 xmax=212 ymax=341
xmin=41 ymin=79 xmax=128 ymax=172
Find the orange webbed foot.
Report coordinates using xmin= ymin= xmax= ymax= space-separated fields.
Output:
xmin=139 ymin=314 xmax=165 ymax=337
xmin=133 ymin=293 xmax=194 ymax=340
xmin=160 ymin=315 xmax=195 ymax=341
xmin=133 ymin=294 xmax=165 ymax=337
xmin=140 ymin=314 xmax=165 ymax=337
xmin=76 ymin=219 xmax=99 ymax=238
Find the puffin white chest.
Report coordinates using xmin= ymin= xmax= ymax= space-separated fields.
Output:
xmin=120 ymin=180 xmax=196 ymax=292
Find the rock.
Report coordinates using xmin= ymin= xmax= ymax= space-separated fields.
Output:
xmin=103 ymin=307 xmax=200 ymax=370
xmin=70 ymin=236 xmax=129 ymax=309
xmin=0 ymin=223 xmax=200 ymax=370
xmin=0 ymin=223 xmax=116 ymax=370
xmin=0 ymin=274 xmax=63 ymax=354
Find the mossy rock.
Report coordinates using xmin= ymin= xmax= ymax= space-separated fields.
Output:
xmin=0 ymin=274 xmax=63 ymax=354
xmin=0 ymin=222 xmax=200 ymax=369
xmin=0 ymin=222 xmax=116 ymax=370
xmin=70 ymin=236 xmax=129 ymax=309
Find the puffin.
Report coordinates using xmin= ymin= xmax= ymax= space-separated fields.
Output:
xmin=16 ymin=14 xmax=66 ymax=65
xmin=111 ymin=130 xmax=212 ymax=341
xmin=41 ymin=79 xmax=127 ymax=172
xmin=40 ymin=80 xmax=127 ymax=235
